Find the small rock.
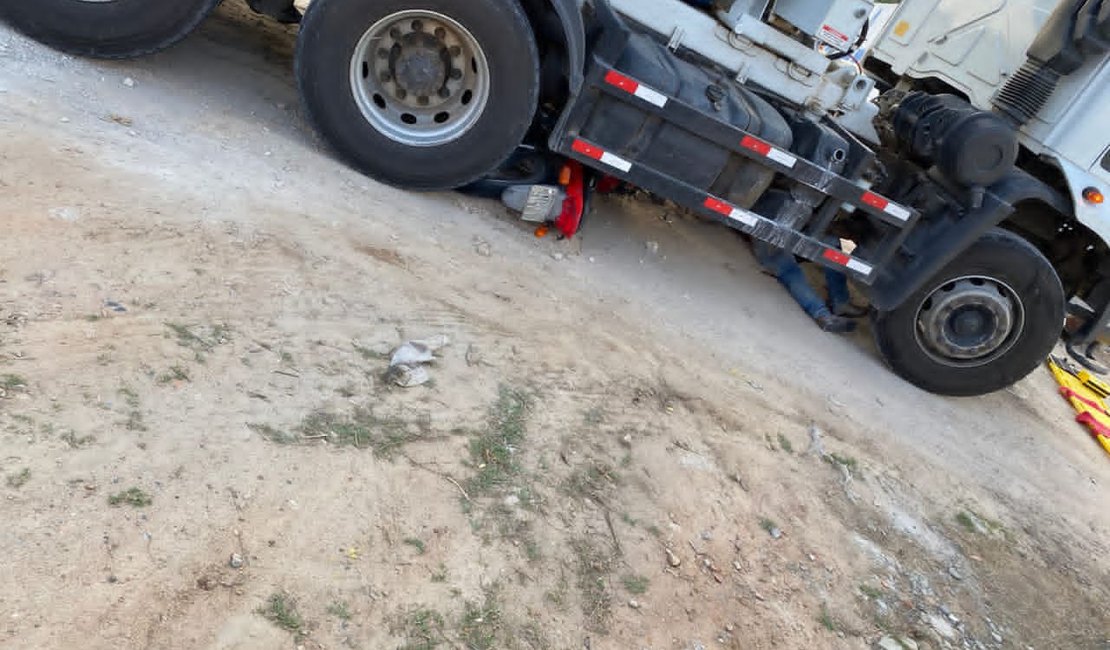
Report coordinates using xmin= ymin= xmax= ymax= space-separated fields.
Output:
xmin=725 ymin=623 xmax=735 ymax=633
xmin=229 ymin=553 xmax=244 ymax=569
xmin=665 ymin=548 xmax=681 ymax=568
xmin=122 ymin=77 xmax=136 ymax=88
xmin=628 ymin=599 xmax=640 ymax=609
xmin=551 ymin=252 xmax=565 ymax=261
xmin=948 ymin=566 xmax=964 ymax=581
xmin=807 ymin=424 xmax=827 ymax=457
xmin=474 ymin=239 xmax=492 ymax=257
xmin=59 ymin=117 xmax=70 ymax=123
xmin=926 ymin=613 xmax=957 ymax=640
xmin=49 ymin=206 xmax=80 ymax=222
xmin=700 ymin=530 xmax=712 ymax=541
xmin=876 ymin=637 xmax=918 ymax=650
xmin=875 ymin=599 xmax=891 ymax=617
xmin=769 ymin=527 xmax=782 ymax=540
xmin=645 ymin=241 xmax=660 ymax=255
xmin=620 ymin=433 xmax=632 ymax=447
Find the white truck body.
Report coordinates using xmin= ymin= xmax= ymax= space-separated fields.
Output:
xmin=868 ymin=0 xmax=1110 ymax=245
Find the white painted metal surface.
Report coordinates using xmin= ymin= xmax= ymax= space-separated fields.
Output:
xmin=869 ymin=0 xmax=1109 ymax=241
xmin=608 ymin=0 xmax=879 ymax=141
xmin=868 ymin=0 xmax=1058 ymax=109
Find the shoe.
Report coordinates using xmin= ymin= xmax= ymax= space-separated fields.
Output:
xmin=831 ymin=303 xmax=869 ymax=318
xmin=815 ymin=313 xmax=857 ymax=333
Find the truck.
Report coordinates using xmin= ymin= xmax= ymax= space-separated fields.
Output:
xmin=3 ymin=0 xmax=1107 ymax=397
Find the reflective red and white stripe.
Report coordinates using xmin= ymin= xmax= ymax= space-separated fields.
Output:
xmin=705 ymin=195 xmax=873 ymax=277
xmin=604 ymin=70 xmax=669 ymax=108
xmin=861 ymin=191 xmax=912 ymax=221
xmin=740 ymin=135 xmax=797 ymax=169
xmin=822 ymin=248 xmax=873 ymax=276
xmin=571 ymin=139 xmax=632 ymax=173
xmin=704 ymin=196 xmax=760 ymax=228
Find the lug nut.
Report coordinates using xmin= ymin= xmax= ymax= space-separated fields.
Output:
xmin=396 ymin=88 xmax=408 ymax=100
xmin=449 ymin=68 xmax=462 ymax=80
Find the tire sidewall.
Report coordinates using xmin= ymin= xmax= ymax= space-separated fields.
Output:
xmin=297 ymin=0 xmax=540 ymax=189
xmin=0 ymin=0 xmax=220 ymax=58
xmin=874 ymin=228 xmax=1065 ymax=396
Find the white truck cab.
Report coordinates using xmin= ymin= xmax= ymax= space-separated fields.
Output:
xmin=868 ymin=0 xmax=1110 ymax=246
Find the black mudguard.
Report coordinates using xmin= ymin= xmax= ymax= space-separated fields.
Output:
xmin=868 ymin=168 xmax=1072 ymax=311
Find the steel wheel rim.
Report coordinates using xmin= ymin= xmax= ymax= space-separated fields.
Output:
xmin=349 ymin=10 xmax=490 ymax=147
xmin=913 ymin=275 xmax=1026 ymax=368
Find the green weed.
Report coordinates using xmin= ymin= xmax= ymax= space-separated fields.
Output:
xmin=248 ymin=423 xmax=299 ymax=445
xmin=259 ymin=592 xmax=303 ymax=635
xmin=403 ymin=537 xmax=427 ymax=555
xmin=396 ymin=608 xmax=445 ymax=650
xmin=326 ymin=600 xmax=352 ymax=621
xmin=466 ymin=387 xmax=532 ymax=496
xmin=300 ymin=408 xmax=432 ymax=457
xmin=6 ymin=467 xmax=30 ymax=488
xmin=108 ymin=487 xmax=152 ymax=507
xmin=621 ymin=574 xmax=649 ymax=595
xmin=158 ymin=365 xmax=191 ymax=384
xmin=460 ymin=589 xmax=503 ymax=650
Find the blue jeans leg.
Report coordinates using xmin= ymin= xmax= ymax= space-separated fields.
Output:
xmin=753 ymin=243 xmax=830 ymax=319
xmin=825 ymin=268 xmax=851 ymax=311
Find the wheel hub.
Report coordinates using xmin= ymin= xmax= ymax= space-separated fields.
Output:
xmin=915 ymin=277 xmax=1024 ymax=366
xmin=392 ymin=32 xmax=448 ymax=98
xmin=349 ymin=10 xmax=490 ymax=147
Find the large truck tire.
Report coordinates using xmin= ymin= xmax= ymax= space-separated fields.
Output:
xmin=296 ymin=0 xmax=540 ymax=190
xmin=0 ymin=0 xmax=222 ymax=59
xmin=873 ymin=228 xmax=1064 ymax=396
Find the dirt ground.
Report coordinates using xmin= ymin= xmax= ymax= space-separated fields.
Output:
xmin=1 ymin=5 xmax=1108 ymax=649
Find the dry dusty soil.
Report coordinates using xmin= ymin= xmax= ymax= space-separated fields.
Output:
xmin=1 ymin=4 xmax=1108 ymax=649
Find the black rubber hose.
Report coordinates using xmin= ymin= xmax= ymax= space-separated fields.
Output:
xmin=827 ymin=17 xmax=868 ymax=60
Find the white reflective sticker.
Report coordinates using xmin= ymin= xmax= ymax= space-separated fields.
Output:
xmin=729 ymin=208 xmax=759 ymax=227
xmin=767 ymin=148 xmax=797 ymax=168
xmin=634 ymin=85 xmax=668 ymax=107
xmin=885 ymin=203 xmax=912 ymax=220
xmin=846 ymin=259 xmax=873 ymax=275
xmin=599 ymin=151 xmax=632 ymax=173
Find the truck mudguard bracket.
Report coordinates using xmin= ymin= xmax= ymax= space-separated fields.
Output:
xmin=867 ymin=168 xmax=1072 ymax=310
xmin=546 ymin=0 xmax=587 ymax=96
